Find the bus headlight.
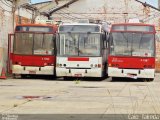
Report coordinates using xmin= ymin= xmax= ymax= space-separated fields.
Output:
xmin=90 ymin=64 xmax=93 ymax=67
xmin=98 ymin=64 xmax=101 ymax=68
xmin=109 ymin=64 xmax=119 ymax=67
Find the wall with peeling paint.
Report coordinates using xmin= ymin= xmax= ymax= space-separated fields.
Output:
xmin=0 ymin=1 xmax=41 ymax=74
xmin=49 ymin=0 xmax=157 ymax=25
xmin=0 ymin=1 xmax=13 ymax=74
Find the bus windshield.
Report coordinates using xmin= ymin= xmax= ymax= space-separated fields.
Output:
xmin=109 ymin=32 xmax=155 ymax=57
xmin=14 ymin=33 xmax=55 ymax=55
xmin=59 ymin=25 xmax=100 ymax=32
xmin=15 ymin=26 xmax=53 ymax=32
xmin=59 ymin=33 xmax=101 ymax=56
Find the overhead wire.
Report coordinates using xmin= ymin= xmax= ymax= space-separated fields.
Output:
xmin=0 ymin=4 xmax=12 ymax=12
xmin=61 ymin=9 xmax=97 ymax=19
xmin=53 ymin=11 xmax=76 ymax=20
xmin=0 ymin=0 xmax=13 ymax=12
xmin=0 ymin=1 xmax=11 ymax=8
xmin=57 ymin=9 xmax=81 ymax=19
xmin=56 ymin=12 xmax=76 ymax=20
xmin=3 ymin=0 xmax=13 ymax=7
xmin=61 ymin=8 xmax=95 ymax=19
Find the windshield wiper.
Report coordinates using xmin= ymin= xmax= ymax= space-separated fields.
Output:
xmin=139 ymin=32 xmax=144 ymax=49
xmin=67 ymin=32 xmax=79 ymax=55
xmin=121 ymin=32 xmax=129 ymax=48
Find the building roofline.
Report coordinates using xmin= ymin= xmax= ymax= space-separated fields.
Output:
xmin=135 ymin=0 xmax=159 ymax=11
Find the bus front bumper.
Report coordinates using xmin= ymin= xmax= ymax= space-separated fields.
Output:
xmin=56 ymin=67 xmax=102 ymax=77
xmin=12 ymin=65 xmax=54 ymax=75
xmin=108 ymin=67 xmax=155 ymax=79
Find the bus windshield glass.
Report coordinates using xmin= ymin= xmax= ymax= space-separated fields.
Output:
xmin=109 ymin=32 xmax=155 ymax=57
xmin=59 ymin=33 xmax=101 ymax=56
xmin=16 ymin=26 xmax=53 ymax=32
xmin=14 ymin=33 xmax=55 ymax=55
xmin=112 ymin=25 xmax=154 ymax=32
xmin=59 ymin=25 xmax=100 ymax=32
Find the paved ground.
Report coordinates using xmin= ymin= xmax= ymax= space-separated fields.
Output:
xmin=0 ymin=74 xmax=160 ymax=116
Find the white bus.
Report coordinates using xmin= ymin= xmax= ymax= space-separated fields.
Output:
xmin=56 ymin=22 xmax=109 ymax=79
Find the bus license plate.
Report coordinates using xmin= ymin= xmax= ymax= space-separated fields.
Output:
xmin=74 ymin=74 xmax=82 ymax=77
xmin=29 ymin=71 xmax=36 ymax=74
xmin=127 ymin=73 xmax=137 ymax=79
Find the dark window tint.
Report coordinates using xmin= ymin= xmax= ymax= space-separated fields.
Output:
xmin=112 ymin=25 xmax=154 ymax=32
xmin=16 ymin=26 xmax=53 ymax=32
xmin=59 ymin=25 xmax=100 ymax=32
xmin=109 ymin=32 xmax=155 ymax=57
xmin=14 ymin=33 xmax=55 ymax=55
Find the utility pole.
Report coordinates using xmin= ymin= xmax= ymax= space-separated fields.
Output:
xmin=124 ymin=0 xmax=128 ymax=23
xmin=12 ymin=0 xmax=17 ymax=31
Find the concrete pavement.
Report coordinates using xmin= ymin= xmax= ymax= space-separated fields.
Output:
xmin=0 ymin=74 xmax=160 ymax=115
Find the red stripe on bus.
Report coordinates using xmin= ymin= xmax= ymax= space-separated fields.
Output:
xmin=68 ymin=57 xmax=89 ymax=61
